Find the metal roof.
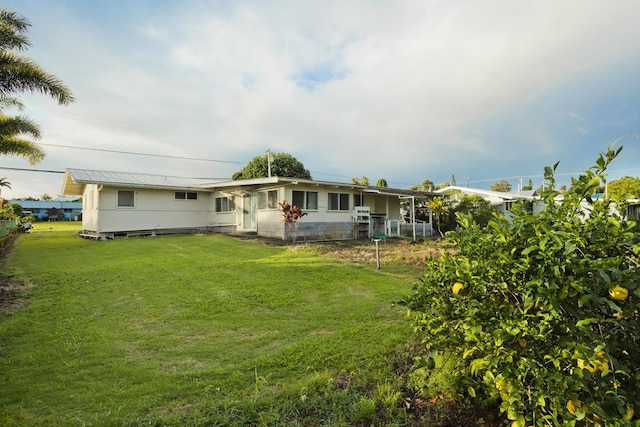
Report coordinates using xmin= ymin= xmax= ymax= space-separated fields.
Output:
xmin=435 ymin=185 xmax=535 ymax=201
xmin=201 ymin=176 xmax=437 ymax=198
xmin=9 ymin=200 xmax=82 ymax=209
xmin=61 ymin=169 xmax=437 ymax=199
xmin=62 ymin=169 xmax=221 ymax=195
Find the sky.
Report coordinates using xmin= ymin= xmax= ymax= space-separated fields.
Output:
xmin=1 ymin=0 xmax=640 ymax=199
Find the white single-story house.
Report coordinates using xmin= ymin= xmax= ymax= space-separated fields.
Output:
xmin=61 ymin=169 xmax=436 ymax=241
xmin=435 ymin=186 xmax=546 ymax=214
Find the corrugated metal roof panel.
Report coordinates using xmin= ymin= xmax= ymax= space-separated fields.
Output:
xmin=62 ymin=169 xmax=220 ymax=195
xmin=10 ymin=200 xmax=82 ymax=209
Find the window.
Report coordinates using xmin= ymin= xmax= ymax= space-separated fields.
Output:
xmin=354 ymin=193 xmax=364 ymax=207
xmin=175 ymin=191 xmax=198 ymax=200
xmin=292 ymin=190 xmax=318 ymax=210
xmin=258 ymin=190 xmax=278 ymax=209
xmin=215 ymin=196 xmax=235 ymax=212
xmin=117 ymin=190 xmax=135 ymax=207
xmin=328 ymin=192 xmax=350 ymax=211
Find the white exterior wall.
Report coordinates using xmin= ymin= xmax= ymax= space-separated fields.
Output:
xmin=93 ymin=186 xmax=214 ymax=233
xmin=270 ymin=187 xmax=403 ymax=222
xmin=81 ymin=184 xmax=100 ymax=232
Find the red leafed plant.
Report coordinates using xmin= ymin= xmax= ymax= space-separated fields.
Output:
xmin=279 ymin=200 xmax=307 ymax=242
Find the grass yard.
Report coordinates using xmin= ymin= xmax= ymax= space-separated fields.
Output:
xmin=29 ymin=221 xmax=82 ymax=233
xmin=0 ymin=232 xmax=423 ymax=426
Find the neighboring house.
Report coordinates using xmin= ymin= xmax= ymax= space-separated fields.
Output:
xmin=624 ymin=200 xmax=640 ymax=221
xmin=435 ymin=186 xmax=545 ymax=214
xmin=61 ymin=168 xmax=436 ymax=241
xmin=436 ymin=186 xmax=639 ymax=222
xmin=10 ymin=199 xmax=83 ymax=221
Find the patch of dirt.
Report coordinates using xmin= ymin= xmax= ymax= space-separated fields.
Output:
xmin=0 ymin=276 xmax=30 ymax=316
xmin=0 ymin=234 xmax=33 ymax=317
xmin=289 ymin=238 xmax=452 ymax=266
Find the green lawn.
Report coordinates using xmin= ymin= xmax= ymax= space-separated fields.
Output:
xmin=29 ymin=221 xmax=82 ymax=233
xmin=0 ymin=232 xmax=417 ymax=426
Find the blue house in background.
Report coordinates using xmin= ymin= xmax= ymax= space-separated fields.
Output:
xmin=10 ymin=200 xmax=83 ymax=221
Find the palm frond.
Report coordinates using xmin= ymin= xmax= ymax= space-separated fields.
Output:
xmin=0 ymin=177 xmax=12 ymax=189
xmin=0 ymin=8 xmax=31 ymax=51
xmin=0 ymin=51 xmax=75 ymax=105
xmin=0 ymin=135 xmax=45 ymax=165
xmin=0 ymin=114 xmax=41 ymax=138
xmin=0 ymin=94 xmax=24 ymax=111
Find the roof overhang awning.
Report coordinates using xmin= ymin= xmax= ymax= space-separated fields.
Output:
xmin=61 ymin=171 xmax=84 ymax=196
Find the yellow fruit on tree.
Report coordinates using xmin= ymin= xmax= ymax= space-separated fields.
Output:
xmin=567 ymin=399 xmax=582 ymax=415
xmin=452 ymin=282 xmax=465 ymax=294
xmin=609 ymin=285 xmax=628 ymax=301
xmin=577 ymin=358 xmax=596 ymax=373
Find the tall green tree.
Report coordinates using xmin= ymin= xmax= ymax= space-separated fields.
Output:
xmin=490 ymin=178 xmax=512 ymax=192
xmin=375 ymin=178 xmax=388 ymax=187
xmin=607 ymin=176 xmax=640 ymax=202
xmin=232 ymin=152 xmax=311 ymax=180
xmin=352 ymin=176 xmax=369 ymax=185
xmin=410 ymin=179 xmax=434 ymax=192
xmin=0 ymin=7 xmax=74 ymax=165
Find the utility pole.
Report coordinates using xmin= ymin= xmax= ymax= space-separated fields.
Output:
xmin=266 ymin=148 xmax=272 ymax=177
xmin=465 ymin=176 xmax=471 ymax=188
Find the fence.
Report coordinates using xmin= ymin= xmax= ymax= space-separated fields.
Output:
xmin=0 ymin=219 xmax=16 ymax=238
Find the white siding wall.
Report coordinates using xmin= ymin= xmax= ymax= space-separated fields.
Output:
xmin=274 ymin=187 xmax=403 ymax=222
xmin=95 ymin=187 xmax=213 ymax=233
xmin=81 ymin=184 xmax=100 ymax=232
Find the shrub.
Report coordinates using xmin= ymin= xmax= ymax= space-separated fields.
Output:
xmin=407 ymin=146 xmax=640 ymax=426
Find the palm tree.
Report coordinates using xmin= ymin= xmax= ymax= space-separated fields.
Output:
xmin=0 ymin=176 xmax=10 ymax=198
xmin=0 ymin=114 xmax=43 ymax=164
xmin=0 ymin=7 xmax=74 ymax=165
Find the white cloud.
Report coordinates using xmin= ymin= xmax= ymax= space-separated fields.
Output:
xmin=2 ymin=0 xmax=640 ymax=199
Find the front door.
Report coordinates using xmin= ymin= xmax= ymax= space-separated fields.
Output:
xmin=243 ymin=195 xmax=257 ymax=231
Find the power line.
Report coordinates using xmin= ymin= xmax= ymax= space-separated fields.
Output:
xmin=40 ymin=143 xmax=245 ymax=164
xmin=0 ymin=166 xmax=65 ymax=174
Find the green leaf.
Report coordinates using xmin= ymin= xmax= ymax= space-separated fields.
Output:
xmin=468 ymin=386 xmax=476 ymax=398
xmin=537 ymin=395 xmax=545 ymax=408
xmin=576 ymin=318 xmax=597 ymax=327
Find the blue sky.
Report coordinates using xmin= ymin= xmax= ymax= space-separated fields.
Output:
xmin=1 ymin=0 xmax=640 ymax=198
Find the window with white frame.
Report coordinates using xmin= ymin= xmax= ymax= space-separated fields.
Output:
xmin=353 ymin=193 xmax=364 ymax=207
xmin=292 ymin=190 xmax=318 ymax=210
xmin=215 ymin=196 xmax=235 ymax=212
xmin=175 ymin=191 xmax=198 ymax=200
xmin=117 ymin=190 xmax=135 ymax=208
xmin=258 ymin=189 xmax=278 ymax=209
xmin=328 ymin=192 xmax=350 ymax=211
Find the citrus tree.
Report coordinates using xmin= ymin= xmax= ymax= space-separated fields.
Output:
xmin=407 ymin=145 xmax=640 ymax=426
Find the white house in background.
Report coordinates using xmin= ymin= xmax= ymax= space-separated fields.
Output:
xmin=61 ymin=168 xmax=436 ymax=241
xmin=435 ymin=186 xmax=546 ymax=214
xmin=436 ymin=186 xmax=640 ymax=222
